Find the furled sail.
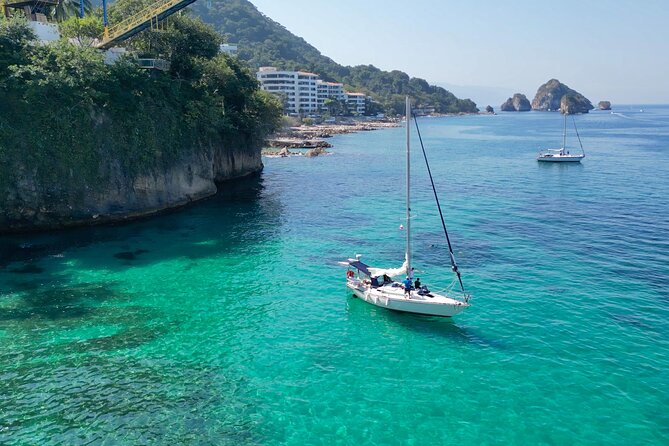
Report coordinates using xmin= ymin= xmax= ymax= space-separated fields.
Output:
xmin=368 ymin=257 xmax=408 ymax=279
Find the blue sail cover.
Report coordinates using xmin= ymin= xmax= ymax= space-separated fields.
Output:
xmin=347 ymin=260 xmax=371 ymax=277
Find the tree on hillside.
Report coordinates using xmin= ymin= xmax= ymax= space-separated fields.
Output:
xmin=323 ymin=97 xmax=346 ymax=117
xmin=122 ymin=14 xmax=222 ymax=78
xmin=364 ymin=98 xmax=383 ymax=116
xmin=59 ymin=15 xmax=103 ymax=46
xmin=0 ymin=17 xmax=36 ymax=84
xmin=52 ymin=0 xmax=93 ymax=21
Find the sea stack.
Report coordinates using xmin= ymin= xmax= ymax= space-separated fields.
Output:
xmin=598 ymin=101 xmax=612 ymax=110
xmin=531 ymin=79 xmax=593 ymax=113
xmin=500 ymin=93 xmax=531 ymax=111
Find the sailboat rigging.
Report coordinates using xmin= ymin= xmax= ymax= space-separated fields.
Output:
xmin=340 ymin=96 xmax=470 ymax=317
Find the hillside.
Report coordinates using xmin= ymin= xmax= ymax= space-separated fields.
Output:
xmin=190 ymin=0 xmax=478 ymax=115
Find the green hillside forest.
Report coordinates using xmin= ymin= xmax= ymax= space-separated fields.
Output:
xmin=191 ymin=0 xmax=478 ymax=115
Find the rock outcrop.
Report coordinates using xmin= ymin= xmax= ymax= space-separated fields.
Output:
xmin=485 ymin=105 xmax=494 ymax=114
xmin=501 ymin=94 xmax=531 ymax=112
xmin=560 ymin=95 xmax=594 ymax=114
xmin=531 ymin=79 xmax=593 ymax=113
xmin=0 ymin=139 xmax=263 ymax=233
xmin=305 ymin=147 xmax=328 ymax=157
xmin=598 ymin=100 xmax=612 ymax=110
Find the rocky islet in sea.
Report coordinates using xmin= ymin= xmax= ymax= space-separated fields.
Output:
xmin=501 ymin=93 xmax=532 ymax=112
xmin=500 ymin=79 xmax=594 ymax=114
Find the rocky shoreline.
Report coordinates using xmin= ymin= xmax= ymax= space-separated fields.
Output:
xmin=263 ymin=120 xmax=400 ymax=157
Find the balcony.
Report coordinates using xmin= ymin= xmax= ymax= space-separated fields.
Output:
xmin=136 ymin=58 xmax=170 ymax=71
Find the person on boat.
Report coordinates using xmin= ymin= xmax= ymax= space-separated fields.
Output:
xmin=403 ymin=277 xmax=412 ymax=298
xmin=370 ymin=276 xmax=379 ymax=288
xmin=414 ymin=278 xmax=421 ymax=289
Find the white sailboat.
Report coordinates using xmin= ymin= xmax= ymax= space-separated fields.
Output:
xmin=537 ymin=113 xmax=586 ymax=162
xmin=341 ymin=97 xmax=471 ymax=317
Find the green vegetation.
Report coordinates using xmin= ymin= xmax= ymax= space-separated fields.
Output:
xmin=0 ymin=15 xmax=282 ymax=196
xmin=190 ymin=0 xmax=478 ymax=115
xmin=59 ymin=15 xmax=104 ymax=46
xmin=53 ymin=0 xmax=93 ymax=21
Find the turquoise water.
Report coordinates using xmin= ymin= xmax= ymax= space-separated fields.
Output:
xmin=2 ymin=106 xmax=669 ymax=445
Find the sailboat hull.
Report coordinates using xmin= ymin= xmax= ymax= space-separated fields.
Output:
xmin=347 ymin=279 xmax=469 ymax=317
xmin=537 ymin=154 xmax=584 ymax=162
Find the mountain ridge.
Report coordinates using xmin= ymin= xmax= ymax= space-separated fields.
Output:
xmin=190 ymin=0 xmax=478 ymax=114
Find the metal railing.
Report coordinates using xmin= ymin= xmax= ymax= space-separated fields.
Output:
xmin=136 ymin=58 xmax=170 ymax=71
xmin=96 ymin=0 xmax=196 ymax=49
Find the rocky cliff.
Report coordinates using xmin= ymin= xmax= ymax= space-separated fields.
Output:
xmin=0 ymin=18 xmax=281 ymax=233
xmin=0 ymin=140 xmax=263 ymax=233
xmin=531 ymin=79 xmax=594 ymax=113
xmin=501 ymin=93 xmax=531 ymax=111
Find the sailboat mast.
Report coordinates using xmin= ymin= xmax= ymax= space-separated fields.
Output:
xmin=405 ymin=96 xmax=411 ymax=278
xmin=562 ymin=112 xmax=567 ymax=153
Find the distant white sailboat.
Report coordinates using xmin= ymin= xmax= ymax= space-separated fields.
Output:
xmin=537 ymin=113 xmax=585 ymax=163
xmin=341 ymin=97 xmax=470 ymax=317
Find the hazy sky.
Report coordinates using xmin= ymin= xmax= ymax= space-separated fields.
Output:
xmin=250 ymin=0 xmax=669 ymax=105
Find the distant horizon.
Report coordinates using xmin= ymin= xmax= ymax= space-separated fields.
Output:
xmin=249 ymin=0 xmax=669 ymax=105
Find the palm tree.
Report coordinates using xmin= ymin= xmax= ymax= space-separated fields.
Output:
xmin=52 ymin=0 xmax=92 ymax=21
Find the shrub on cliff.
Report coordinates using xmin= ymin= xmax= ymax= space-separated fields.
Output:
xmin=0 ymin=16 xmax=36 ymax=82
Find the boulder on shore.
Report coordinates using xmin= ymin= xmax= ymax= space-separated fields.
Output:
xmin=598 ymin=100 xmax=612 ymax=110
xmin=501 ymin=93 xmax=531 ymax=112
xmin=305 ymin=147 xmax=327 ymax=157
xmin=532 ymin=79 xmax=593 ymax=113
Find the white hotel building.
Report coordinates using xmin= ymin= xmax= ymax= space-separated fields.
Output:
xmin=257 ymin=67 xmax=318 ymax=114
xmin=257 ymin=67 xmax=365 ymax=115
xmin=316 ymin=81 xmax=345 ymax=108
xmin=345 ymin=92 xmax=366 ymax=115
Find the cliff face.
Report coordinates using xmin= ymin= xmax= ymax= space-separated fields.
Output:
xmin=531 ymin=79 xmax=593 ymax=113
xmin=501 ymin=93 xmax=531 ymax=111
xmin=0 ymin=143 xmax=263 ymax=233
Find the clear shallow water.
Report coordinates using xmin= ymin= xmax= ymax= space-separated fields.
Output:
xmin=1 ymin=106 xmax=669 ymax=445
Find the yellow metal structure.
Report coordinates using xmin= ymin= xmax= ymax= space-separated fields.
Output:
xmin=96 ymin=0 xmax=197 ymax=49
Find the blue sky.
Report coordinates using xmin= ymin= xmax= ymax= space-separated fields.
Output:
xmin=250 ymin=0 xmax=669 ymax=105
